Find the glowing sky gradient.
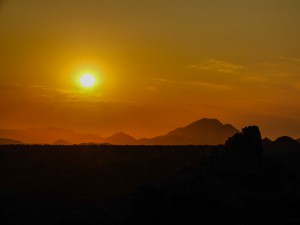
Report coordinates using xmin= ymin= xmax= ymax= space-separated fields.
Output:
xmin=0 ymin=0 xmax=300 ymax=139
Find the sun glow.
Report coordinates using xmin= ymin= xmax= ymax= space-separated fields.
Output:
xmin=80 ymin=74 xmax=96 ymax=88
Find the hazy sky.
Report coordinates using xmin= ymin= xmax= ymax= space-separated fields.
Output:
xmin=0 ymin=0 xmax=300 ymax=139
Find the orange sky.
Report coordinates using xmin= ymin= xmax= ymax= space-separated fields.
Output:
xmin=0 ymin=0 xmax=300 ymax=139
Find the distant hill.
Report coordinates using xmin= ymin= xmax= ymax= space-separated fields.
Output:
xmin=53 ymin=139 xmax=72 ymax=145
xmin=104 ymin=132 xmax=137 ymax=145
xmin=0 ymin=127 xmax=103 ymax=144
xmin=0 ymin=118 xmax=239 ymax=145
xmin=103 ymin=128 xmax=300 ymax=225
xmin=262 ymin=137 xmax=272 ymax=145
xmin=0 ymin=138 xmax=23 ymax=145
xmin=138 ymin=118 xmax=239 ymax=145
xmin=263 ymin=136 xmax=300 ymax=155
xmin=272 ymin=136 xmax=300 ymax=148
xmin=297 ymin=138 xmax=300 ymax=143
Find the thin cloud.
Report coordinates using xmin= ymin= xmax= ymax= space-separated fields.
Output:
xmin=153 ymin=78 xmax=233 ymax=91
xmin=243 ymin=75 xmax=268 ymax=83
xmin=153 ymin=78 xmax=168 ymax=82
xmin=273 ymin=56 xmax=300 ymax=63
xmin=4 ymin=84 xmax=104 ymax=103
xmin=189 ymin=59 xmax=244 ymax=73
xmin=147 ymin=86 xmax=157 ymax=93
xmin=182 ymin=80 xmax=233 ymax=91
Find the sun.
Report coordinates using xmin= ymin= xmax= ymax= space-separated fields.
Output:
xmin=80 ymin=74 xmax=96 ymax=88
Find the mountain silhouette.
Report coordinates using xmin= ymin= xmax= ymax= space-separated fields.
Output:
xmin=52 ymin=139 xmax=72 ymax=145
xmin=0 ymin=128 xmax=103 ymax=144
xmin=264 ymin=136 xmax=300 ymax=155
xmin=138 ymin=118 xmax=239 ymax=145
xmin=262 ymin=137 xmax=272 ymax=145
xmin=0 ymin=138 xmax=23 ymax=145
xmin=0 ymin=118 xmax=238 ymax=145
xmin=297 ymin=138 xmax=300 ymax=143
xmin=103 ymin=127 xmax=300 ymax=225
xmin=272 ymin=136 xmax=300 ymax=148
xmin=104 ymin=132 xmax=137 ymax=145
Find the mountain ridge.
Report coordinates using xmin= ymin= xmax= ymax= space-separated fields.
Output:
xmin=137 ymin=118 xmax=239 ymax=145
xmin=0 ymin=118 xmax=240 ymax=145
xmin=0 ymin=118 xmax=242 ymax=145
xmin=0 ymin=128 xmax=103 ymax=144
xmin=0 ymin=138 xmax=23 ymax=145
xmin=104 ymin=132 xmax=137 ymax=145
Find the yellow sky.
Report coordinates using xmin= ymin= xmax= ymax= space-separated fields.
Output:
xmin=0 ymin=0 xmax=300 ymax=139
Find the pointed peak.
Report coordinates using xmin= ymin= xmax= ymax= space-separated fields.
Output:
xmin=105 ymin=132 xmax=137 ymax=141
xmin=104 ymin=132 xmax=137 ymax=145
xmin=196 ymin=118 xmax=222 ymax=123
xmin=263 ymin=137 xmax=272 ymax=143
xmin=109 ymin=132 xmax=134 ymax=138
xmin=187 ymin=118 xmax=223 ymax=128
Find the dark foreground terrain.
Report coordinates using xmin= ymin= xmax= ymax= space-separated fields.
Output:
xmin=1 ymin=140 xmax=300 ymax=225
xmin=0 ymin=145 xmax=214 ymax=224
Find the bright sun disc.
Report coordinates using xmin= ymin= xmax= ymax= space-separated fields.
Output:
xmin=80 ymin=74 xmax=96 ymax=87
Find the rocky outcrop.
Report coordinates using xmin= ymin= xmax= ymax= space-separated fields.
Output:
xmin=225 ymin=126 xmax=263 ymax=158
xmin=102 ymin=126 xmax=300 ymax=225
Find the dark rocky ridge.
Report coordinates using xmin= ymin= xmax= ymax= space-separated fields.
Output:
xmin=1 ymin=126 xmax=300 ymax=224
xmin=225 ymin=126 xmax=263 ymax=158
xmin=262 ymin=137 xmax=272 ymax=145
xmin=102 ymin=126 xmax=300 ymax=225
xmin=264 ymin=136 xmax=300 ymax=152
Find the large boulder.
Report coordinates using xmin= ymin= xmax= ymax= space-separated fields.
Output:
xmin=225 ymin=126 xmax=263 ymax=158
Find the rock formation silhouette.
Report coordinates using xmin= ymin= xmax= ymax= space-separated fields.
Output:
xmin=225 ymin=126 xmax=263 ymax=158
xmin=2 ymin=126 xmax=300 ymax=225
xmin=98 ymin=126 xmax=300 ymax=225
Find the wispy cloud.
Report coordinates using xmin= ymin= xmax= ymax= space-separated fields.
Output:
xmin=243 ymin=76 xmax=268 ymax=82
xmin=146 ymin=86 xmax=157 ymax=93
xmin=153 ymin=78 xmax=233 ymax=91
xmin=183 ymin=80 xmax=233 ymax=91
xmin=189 ymin=59 xmax=244 ymax=73
xmin=2 ymin=84 xmax=146 ymax=107
xmin=5 ymin=84 xmax=104 ymax=103
xmin=153 ymin=78 xmax=168 ymax=82
xmin=273 ymin=56 xmax=300 ymax=63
